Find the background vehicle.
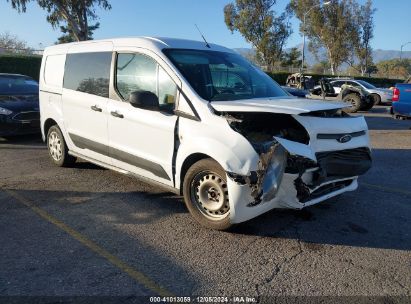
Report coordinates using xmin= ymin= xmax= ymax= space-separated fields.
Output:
xmin=285 ymin=73 xmax=315 ymax=90
xmin=331 ymin=79 xmax=392 ymax=105
xmin=391 ymin=82 xmax=411 ymax=119
xmin=307 ymin=78 xmax=374 ymax=113
xmin=0 ymin=74 xmax=40 ymax=138
xmin=281 ymin=86 xmax=308 ymax=98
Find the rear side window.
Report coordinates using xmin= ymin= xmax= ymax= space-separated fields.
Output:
xmin=64 ymin=52 xmax=112 ymax=98
xmin=44 ymin=54 xmax=65 ymax=87
xmin=332 ymin=81 xmax=343 ymax=88
xmin=348 ymin=81 xmax=360 ymax=88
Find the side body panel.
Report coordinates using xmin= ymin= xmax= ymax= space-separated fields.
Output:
xmin=61 ymin=43 xmax=113 ymax=164
xmin=175 ymin=113 xmax=260 ymax=191
xmin=107 ymin=46 xmax=181 ymax=186
xmin=39 ymin=52 xmax=66 ymax=141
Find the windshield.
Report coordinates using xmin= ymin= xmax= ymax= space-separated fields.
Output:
xmin=0 ymin=75 xmax=39 ymax=95
xmin=356 ymin=80 xmax=376 ymax=89
xmin=164 ymin=49 xmax=288 ymax=101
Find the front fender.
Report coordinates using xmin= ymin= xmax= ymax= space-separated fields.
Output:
xmin=175 ymin=117 xmax=259 ymax=190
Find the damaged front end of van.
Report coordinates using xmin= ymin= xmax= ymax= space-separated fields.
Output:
xmin=211 ymin=101 xmax=372 ymax=224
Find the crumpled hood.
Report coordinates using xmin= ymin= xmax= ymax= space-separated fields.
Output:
xmin=210 ymin=97 xmax=349 ymax=114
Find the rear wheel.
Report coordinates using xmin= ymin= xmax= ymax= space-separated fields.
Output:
xmin=371 ymin=94 xmax=381 ymax=105
xmin=343 ymin=93 xmax=362 ymax=113
xmin=47 ymin=125 xmax=76 ymax=167
xmin=360 ymin=99 xmax=375 ymax=111
xmin=183 ymin=158 xmax=232 ymax=230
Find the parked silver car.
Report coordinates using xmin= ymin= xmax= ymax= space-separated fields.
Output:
xmin=331 ymin=79 xmax=392 ymax=104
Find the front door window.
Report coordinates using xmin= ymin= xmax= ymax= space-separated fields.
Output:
xmin=116 ymin=53 xmax=177 ymax=111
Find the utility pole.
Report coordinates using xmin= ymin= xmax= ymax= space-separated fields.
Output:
xmin=400 ymin=41 xmax=411 ymax=60
xmin=301 ymin=1 xmax=331 ymax=73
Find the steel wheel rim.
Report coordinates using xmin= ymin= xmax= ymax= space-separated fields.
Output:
xmin=48 ymin=131 xmax=62 ymax=161
xmin=190 ymin=171 xmax=230 ymax=221
xmin=346 ymin=97 xmax=356 ymax=106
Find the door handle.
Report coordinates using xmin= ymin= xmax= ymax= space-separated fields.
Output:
xmin=110 ymin=111 xmax=124 ymax=119
xmin=91 ymin=105 xmax=102 ymax=112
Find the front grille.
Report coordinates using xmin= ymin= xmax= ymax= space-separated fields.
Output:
xmin=315 ymin=147 xmax=372 ymax=177
xmin=316 ymin=147 xmax=371 ymax=162
xmin=12 ymin=111 xmax=40 ymax=121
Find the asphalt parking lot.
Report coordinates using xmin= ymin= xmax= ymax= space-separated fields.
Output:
xmin=0 ymin=105 xmax=410 ymax=301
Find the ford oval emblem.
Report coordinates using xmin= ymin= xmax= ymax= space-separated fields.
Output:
xmin=338 ymin=134 xmax=352 ymax=143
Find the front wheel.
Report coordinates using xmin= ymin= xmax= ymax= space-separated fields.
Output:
xmin=47 ymin=125 xmax=76 ymax=167
xmin=183 ymin=158 xmax=232 ymax=230
xmin=343 ymin=93 xmax=362 ymax=113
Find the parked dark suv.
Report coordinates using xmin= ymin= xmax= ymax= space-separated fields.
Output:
xmin=0 ymin=74 xmax=40 ymax=138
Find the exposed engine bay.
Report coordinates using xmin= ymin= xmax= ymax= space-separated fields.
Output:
xmin=220 ymin=111 xmax=372 ymax=208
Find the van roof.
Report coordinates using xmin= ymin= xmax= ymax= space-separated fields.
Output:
xmin=43 ymin=37 xmax=234 ymax=55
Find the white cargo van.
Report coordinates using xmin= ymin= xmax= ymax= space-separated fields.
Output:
xmin=40 ymin=37 xmax=372 ymax=230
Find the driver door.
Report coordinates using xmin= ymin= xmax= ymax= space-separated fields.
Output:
xmin=108 ymin=50 xmax=179 ymax=186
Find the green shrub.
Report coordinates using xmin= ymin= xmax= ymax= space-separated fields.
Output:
xmin=0 ymin=54 xmax=42 ymax=81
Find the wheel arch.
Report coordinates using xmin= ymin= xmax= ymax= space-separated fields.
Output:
xmin=342 ymin=89 xmax=361 ymax=100
xmin=370 ymin=93 xmax=382 ymax=103
xmin=43 ymin=118 xmax=58 ymax=140
xmin=178 ymin=152 xmax=216 ymax=195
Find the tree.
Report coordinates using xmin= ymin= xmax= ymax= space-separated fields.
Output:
xmin=0 ymin=32 xmax=32 ymax=54
xmin=376 ymin=58 xmax=411 ymax=79
xmin=352 ymin=0 xmax=376 ymax=76
xmin=281 ymin=47 xmax=301 ymax=67
xmin=224 ymin=0 xmax=292 ymax=71
xmin=7 ymin=0 xmax=111 ymax=42
xmin=290 ymin=0 xmax=358 ymax=75
xmin=311 ymin=60 xmax=330 ymax=74
xmin=56 ymin=23 xmax=100 ymax=44
xmin=238 ymin=49 xmax=265 ymax=67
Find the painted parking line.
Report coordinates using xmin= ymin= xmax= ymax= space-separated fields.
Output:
xmin=362 ymin=182 xmax=411 ymax=197
xmin=4 ymin=189 xmax=174 ymax=297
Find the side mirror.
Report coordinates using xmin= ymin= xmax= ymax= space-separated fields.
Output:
xmin=129 ymin=90 xmax=159 ymax=111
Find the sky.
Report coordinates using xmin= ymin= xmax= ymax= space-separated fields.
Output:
xmin=0 ymin=0 xmax=410 ymax=51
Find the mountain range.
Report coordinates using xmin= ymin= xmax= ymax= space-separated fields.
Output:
xmin=234 ymin=45 xmax=411 ymax=67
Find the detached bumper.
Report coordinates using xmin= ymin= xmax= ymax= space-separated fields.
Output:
xmin=227 ymin=144 xmax=371 ymax=224
xmin=228 ymin=173 xmax=359 ymax=224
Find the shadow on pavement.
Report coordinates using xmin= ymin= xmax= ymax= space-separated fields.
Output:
xmin=5 ymin=181 xmax=410 ymax=253
xmin=0 ymin=188 xmax=197 ymax=295
xmin=0 ymin=134 xmax=44 ymax=146
xmin=73 ymin=161 xmax=106 ymax=170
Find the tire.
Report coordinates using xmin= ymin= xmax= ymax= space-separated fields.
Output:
xmin=360 ymin=99 xmax=375 ymax=111
xmin=343 ymin=93 xmax=362 ymax=113
xmin=183 ymin=158 xmax=232 ymax=230
xmin=371 ymin=94 xmax=381 ymax=105
xmin=47 ymin=125 xmax=76 ymax=167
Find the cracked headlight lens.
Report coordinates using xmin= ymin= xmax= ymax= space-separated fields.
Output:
xmin=0 ymin=107 xmax=13 ymax=115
